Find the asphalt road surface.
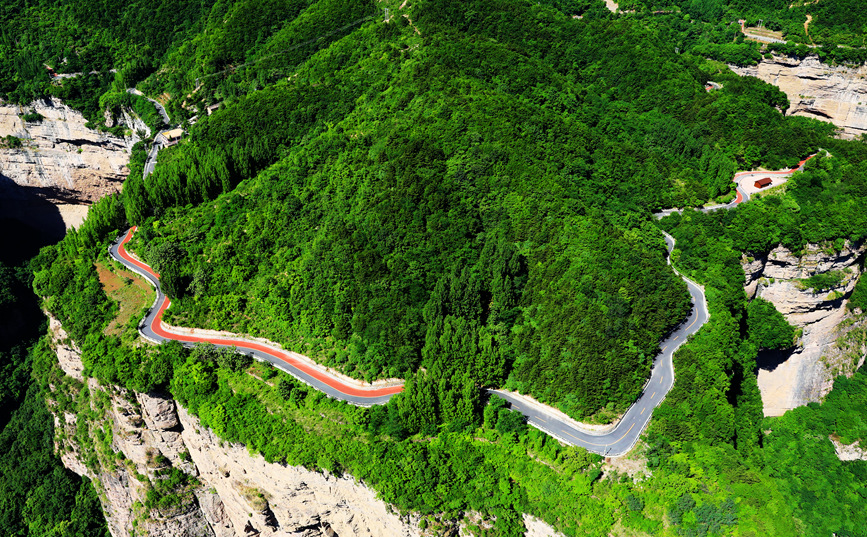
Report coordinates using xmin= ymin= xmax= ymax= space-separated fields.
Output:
xmin=491 ymin=231 xmax=709 ymax=456
xmin=126 ymin=88 xmax=171 ymax=125
xmin=109 ymin=228 xmax=402 ymax=406
xmin=654 ymin=154 xmax=816 ymax=219
xmin=109 ymin=156 xmax=813 ymax=452
xmin=125 ymin=87 xmax=171 ymax=179
xmin=143 ymin=142 xmax=162 ymax=179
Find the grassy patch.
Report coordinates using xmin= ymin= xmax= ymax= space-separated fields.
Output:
xmin=798 ymin=269 xmax=847 ymax=293
xmin=222 ymin=367 xmax=359 ymax=441
xmin=753 ymin=181 xmax=789 ymax=199
xmin=744 ymin=27 xmax=784 ymax=40
xmin=95 ymin=260 xmax=154 ymax=337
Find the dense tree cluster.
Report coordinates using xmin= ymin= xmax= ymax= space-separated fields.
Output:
xmin=0 ymin=386 xmax=109 ymax=537
xmin=0 ymin=0 xmax=212 ymax=107
xmin=0 ymin=251 xmax=109 ymax=535
xmin=12 ymin=0 xmax=867 ymax=535
xmin=746 ymin=297 xmax=797 ymax=349
xmin=110 ymin=0 xmax=833 ymax=421
xmin=619 ymin=0 xmax=867 ymax=48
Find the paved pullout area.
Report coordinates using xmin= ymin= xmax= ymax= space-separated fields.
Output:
xmin=497 ymin=155 xmax=815 ymax=455
xmin=109 ymin=228 xmax=402 ymax=406
xmin=655 ymin=154 xmax=816 ymax=219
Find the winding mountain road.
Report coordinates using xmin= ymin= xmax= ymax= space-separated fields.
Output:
xmin=143 ymin=143 xmax=161 ymax=179
xmin=108 ymin=154 xmax=814 ymax=454
xmin=126 ymin=88 xmax=171 ymax=125
xmin=124 ymin=88 xmax=172 ymax=179
xmin=492 ymin=232 xmax=708 ymax=456
xmin=108 ymin=224 xmax=701 ymax=454
xmin=109 ymin=228 xmax=402 ymax=406
xmin=654 ymin=154 xmax=816 ymax=219
xmin=493 ymin=155 xmax=815 ymax=454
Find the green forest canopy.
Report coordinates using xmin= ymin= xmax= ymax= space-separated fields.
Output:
xmin=108 ymin=0 xmax=836 ymax=420
xmin=4 ymin=0 xmax=867 ymax=535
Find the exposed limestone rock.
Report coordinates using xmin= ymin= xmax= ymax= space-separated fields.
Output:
xmin=176 ymin=404 xmax=422 ymax=537
xmin=54 ymin=381 xmax=219 ymax=537
xmin=47 ymin=312 xmax=84 ymax=382
xmin=522 ymin=515 xmax=566 ymax=537
xmin=744 ymin=242 xmax=864 ymax=299
xmin=0 ymin=97 xmax=132 ymax=229
xmin=48 ymin=315 xmax=553 ymax=537
xmin=742 ymin=241 xmax=867 ymax=416
xmin=47 ymin=317 xmax=221 ymax=537
xmin=121 ymin=109 xmax=151 ymax=142
xmin=730 ymin=54 xmax=867 ymax=139
xmin=139 ymin=391 xmax=180 ymax=430
xmin=830 ymin=437 xmax=867 ymax=461
xmin=0 ymin=97 xmax=130 ymax=192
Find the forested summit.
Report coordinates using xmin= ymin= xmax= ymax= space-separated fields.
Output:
xmin=27 ymin=0 xmax=832 ymax=423
xmin=10 ymin=0 xmax=867 ymax=535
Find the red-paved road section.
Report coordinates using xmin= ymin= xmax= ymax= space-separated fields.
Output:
xmin=653 ymin=154 xmax=817 ymax=219
xmin=109 ymin=227 xmax=403 ymax=406
xmin=728 ymin=153 xmax=817 ymax=207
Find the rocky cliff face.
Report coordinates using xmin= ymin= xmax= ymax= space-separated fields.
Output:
xmin=46 ymin=316 xmax=563 ymax=537
xmin=0 ymin=97 xmax=133 ymax=229
xmin=831 ymin=437 xmax=867 ymax=461
xmin=742 ymin=241 xmax=867 ymax=416
xmin=730 ymin=54 xmax=867 ymax=139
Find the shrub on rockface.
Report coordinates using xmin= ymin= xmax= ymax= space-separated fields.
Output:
xmin=746 ymin=297 xmax=796 ymax=350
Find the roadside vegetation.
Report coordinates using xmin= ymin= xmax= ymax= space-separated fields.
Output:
xmin=1 ymin=0 xmax=867 ymax=535
xmin=94 ymin=260 xmax=154 ymax=337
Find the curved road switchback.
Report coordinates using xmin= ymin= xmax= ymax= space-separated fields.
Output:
xmin=654 ymin=154 xmax=816 ymax=219
xmin=491 ymin=231 xmax=709 ymax=456
xmin=125 ymin=88 xmax=173 ymax=179
xmin=112 ymin=154 xmax=814 ymax=452
xmin=109 ymin=225 xmax=704 ymax=453
xmin=109 ymin=227 xmax=403 ymax=406
xmin=126 ymin=88 xmax=171 ymax=125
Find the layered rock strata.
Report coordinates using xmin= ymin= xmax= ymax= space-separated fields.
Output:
xmin=0 ymin=97 xmax=133 ymax=228
xmin=729 ymin=54 xmax=867 ymax=139
xmin=47 ymin=315 xmax=563 ymax=537
xmin=742 ymin=241 xmax=867 ymax=415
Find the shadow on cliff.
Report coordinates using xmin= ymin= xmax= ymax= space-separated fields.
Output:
xmin=755 ymin=347 xmax=796 ymax=373
xmin=0 ymin=174 xmax=66 ymax=265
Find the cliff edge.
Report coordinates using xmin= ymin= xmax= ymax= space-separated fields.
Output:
xmin=742 ymin=241 xmax=867 ymax=415
xmin=0 ymin=97 xmax=135 ymax=229
xmin=46 ymin=314 xmax=564 ymax=537
xmin=730 ymin=54 xmax=867 ymax=139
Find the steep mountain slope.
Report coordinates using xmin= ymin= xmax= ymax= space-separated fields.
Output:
xmin=14 ymin=0 xmax=867 ymax=536
xmin=116 ymin=0 xmax=831 ymax=419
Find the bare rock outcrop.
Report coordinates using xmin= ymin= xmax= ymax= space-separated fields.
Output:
xmin=831 ymin=437 xmax=867 ymax=461
xmin=176 ymin=404 xmax=422 ymax=537
xmin=47 ymin=313 xmax=84 ymax=382
xmin=730 ymin=54 xmax=867 ymax=138
xmin=48 ymin=337 xmax=217 ymax=536
xmin=742 ymin=241 xmax=867 ymax=416
xmin=47 ymin=314 xmax=557 ymax=537
xmin=521 ymin=515 xmax=565 ymax=537
xmin=0 ymin=97 xmax=132 ymax=228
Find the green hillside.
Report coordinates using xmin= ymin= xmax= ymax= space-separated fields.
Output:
xmin=2 ymin=0 xmax=867 ymax=535
xmin=114 ymin=0 xmax=831 ymax=420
